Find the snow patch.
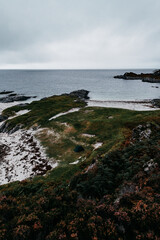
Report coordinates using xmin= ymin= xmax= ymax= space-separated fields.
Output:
xmin=82 ymin=133 xmax=95 ymax=138
xmin=93 ymin=142 xmax=103 ymax=149
xmin=49 ymin=108 xmax=80 ymax=121
xmin=8 ymin=110 xmax=30 ymax=120
xmin=0 ymin=129 xmax=58 ymax=185
xmin=69 ymin=160 xmax=80 ymax=165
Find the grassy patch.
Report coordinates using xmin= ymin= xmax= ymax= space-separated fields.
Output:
xmin=2 ymin=95 xmax=160 ymax=183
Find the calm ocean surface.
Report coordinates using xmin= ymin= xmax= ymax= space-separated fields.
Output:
xmin=0 ymin=69 xmax=159 ymax=101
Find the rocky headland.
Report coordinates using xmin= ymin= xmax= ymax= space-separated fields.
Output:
xmin=114 ymin=69 xmax=160 ymax=83
xmin=0 ymin=89 xmax=160 ymax=239
xmin=0 ymin=91 xmax=36 ymax=103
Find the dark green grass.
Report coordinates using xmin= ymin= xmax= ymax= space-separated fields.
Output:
xmin=2 ymin=95 xmax=86 ymax=130
xmin=2 ymin=95 xmax=160 ymax=184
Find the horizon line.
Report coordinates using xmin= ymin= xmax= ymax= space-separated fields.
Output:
xmin=0 ymin=68 xmax=156 ymax=71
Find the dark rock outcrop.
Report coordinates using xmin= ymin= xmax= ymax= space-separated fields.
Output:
xmin=114 ymin=70 xmax=160 ymax=83
xmin=15 ymin=103 xmax=29 ymax=108
xmin=0 ymin=121 xmax=24 ymax=134
xmin=0 ymin=90 xmax=14 ymax=95
xmin=0 ymin=144 xmax=9 ymax=161
xmin=0 ymin=115 xmax=8 ymax=122
xmin=74 ymin=145 xmax=84 ymax=152
xmin=151 ymin=99 xmax=160 ymax=108
xmin=69 ymin=89 xmax=89 ymax=100
xmin=0 ymin=94 xmax=36 ymax=103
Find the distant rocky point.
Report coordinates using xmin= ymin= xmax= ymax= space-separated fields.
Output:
xmin=0 ymin=90 xmax=14 ymax=95
xmin=114 ymin=69 xmax=160 ymax=83
xmin=61 ymin=89 xmax=89 ymax=100
xmin=69 ymin=89 xmax=89 ymax=100
xmin=0 ymin=91 xmax=36 ymax=103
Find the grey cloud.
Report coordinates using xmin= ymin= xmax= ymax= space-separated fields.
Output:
xmin=0 ymin=0 xmax=159 ymax=68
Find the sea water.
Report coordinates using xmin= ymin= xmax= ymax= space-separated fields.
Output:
xmin=0 ymin=69 xmax=159 ymax=101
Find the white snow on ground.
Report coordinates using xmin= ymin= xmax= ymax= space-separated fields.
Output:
xmin=0 ymin=102 xmax=26 ymax=113
xmin=82 ymin=133 xmax=95 ymax=138
xmin=8 ymin=110 xmax=30 ymax=120
xmin=93 ymin=142 xmax=103 ymax=149
xmin=0 ymin=129 xmax=58 ymax=185
xmin=69 ymin=160 xmax=80 ymax=165
xmin=87 ymin=100 xmax=159 ymax=111
xmin=49 ymin=108 xmax=80 ymax=121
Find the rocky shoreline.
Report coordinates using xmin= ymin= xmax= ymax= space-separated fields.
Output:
xmin=0 ymin=89 xmax=160 ymax=184
xmin=0 ymin=89 xmax=89 ymax=184
xmin=0 ymin=91 xmax=36 ymax=103
xmin=114 ymin=69 xmax=160 ymax=83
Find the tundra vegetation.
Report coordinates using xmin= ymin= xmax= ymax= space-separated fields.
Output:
xmin=0 ymin=94 xmax=160 ymax=240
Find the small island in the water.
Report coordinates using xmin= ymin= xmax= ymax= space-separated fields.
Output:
xmin=114 ymin=69 xmax=160 ymax=83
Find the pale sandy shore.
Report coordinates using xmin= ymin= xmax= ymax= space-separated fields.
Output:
xmin=87 ymin=100 xmax=160 ymax=111
xmin=0 ymin=102 xmax=22 ymax=113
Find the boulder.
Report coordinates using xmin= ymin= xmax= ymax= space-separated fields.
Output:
xmin=74 ymin=145 xmax=84 ymax=152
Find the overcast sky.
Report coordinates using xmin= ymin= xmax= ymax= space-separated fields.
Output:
xmin=0 ymin=0 xmax=159 ymax=69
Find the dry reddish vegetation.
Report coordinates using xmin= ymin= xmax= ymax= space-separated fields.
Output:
xmin=0 ymin=120 xmax=159 ymax=240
